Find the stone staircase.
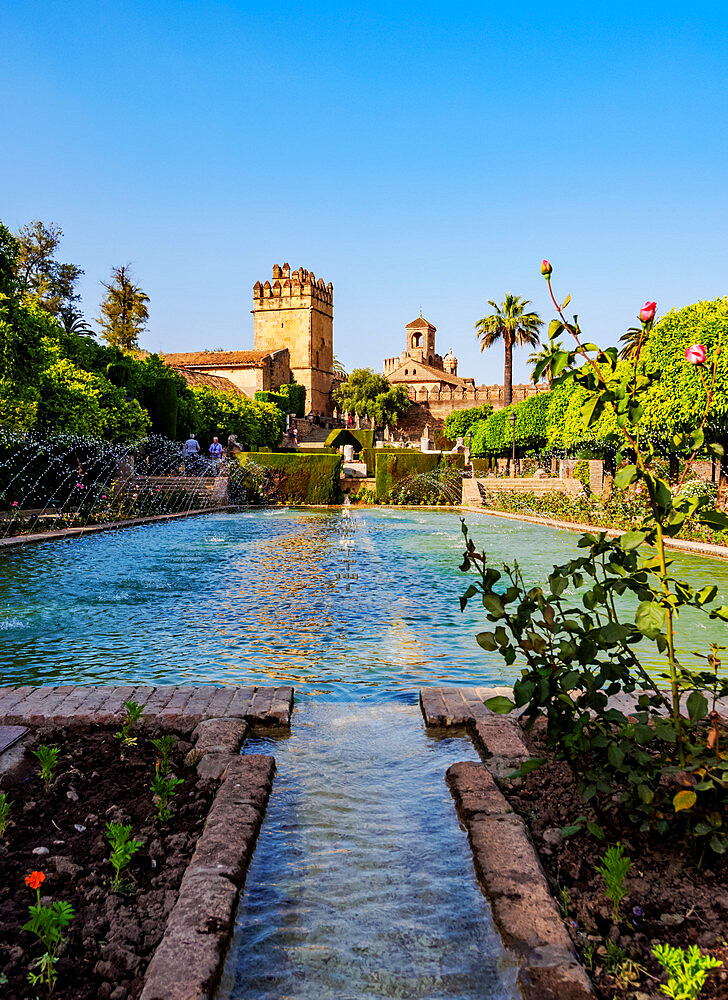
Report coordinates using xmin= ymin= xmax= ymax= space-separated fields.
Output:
xmin=462 ymin=477 xmax=583 ymax=507
xmin=117 ymin=475 xmax=228 ymax=507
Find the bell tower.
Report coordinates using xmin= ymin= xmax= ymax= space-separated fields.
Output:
xmin=404 ymin=313 xmax=437 ymax=365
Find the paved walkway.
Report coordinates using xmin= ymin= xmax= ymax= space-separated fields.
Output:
xmin=460 ymin=502 xmax=728 ymax=561
xmin=0 ymin=684 xmax=293 ymax=729
xmin=420 ymin=685 xmax=728 ymax=727
xmin=0 ymin=508 xmax=226 ymax=550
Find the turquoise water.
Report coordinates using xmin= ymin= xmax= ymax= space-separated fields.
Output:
xmin=1 ymin=508 xmax=726 ymax=693
xmin=217 ymin=703 xmax=519 ymax=1000
xmin=2 ymin=508 xmax=727 ymax=999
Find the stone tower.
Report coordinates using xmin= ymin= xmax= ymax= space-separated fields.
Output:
xmin=253 ymin=263 xmax=335 ymax=415
xmin=405 ymin=314 xmax=437 ymax=365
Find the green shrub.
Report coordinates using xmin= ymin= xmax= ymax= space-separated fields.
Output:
xmin=573 ymin=459 xmax=591 ymax=495
xmin=230 ymin=452 xmax=342 ymax=504
xmin=375 ymin=452 xmax=440 ymax=501
xmin=443 ymin=404 xmax=493 ymax=441
xmin=254 ymin=381 xmax=306 ymax=418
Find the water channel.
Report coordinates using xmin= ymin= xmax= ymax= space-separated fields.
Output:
xmin=2 ymin=508 xmax=727 ymax=997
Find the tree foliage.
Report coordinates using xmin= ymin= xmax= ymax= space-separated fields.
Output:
xmin=96 ymin=265 xmax=149 ymax=352
xmin=14 ymin=220 xmax=84 ymax=324
xmin=333 ymin=368 xmax=410 ymax=429
xmin=443 ymin=404 xmax=493 ymax=441
xmin=475 ymin=293 xmax=543 ymax=406
xmin=190 ymin=387 xmax=284 ymax=449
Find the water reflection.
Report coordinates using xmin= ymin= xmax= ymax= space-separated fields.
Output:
xmin=0 ymin=509 xmax=726 ymax=694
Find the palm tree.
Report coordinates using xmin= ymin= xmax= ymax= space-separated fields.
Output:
xmin=475 ymin=294 xmax=543 ymax=405
xmin=618 ymin=325 xmax=648 ymax=360
xmin=527 ymin=340 xmax=562 ymax=388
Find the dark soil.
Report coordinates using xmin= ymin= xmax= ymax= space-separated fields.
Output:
xmin=507 ymin=720 xmax=728 ymax=1000
xmin=0 ymin=726 xmax=215 ymax=1000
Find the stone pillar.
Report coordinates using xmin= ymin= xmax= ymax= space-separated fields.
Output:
xmin=588 ymin=459 xmax=604 ymax=495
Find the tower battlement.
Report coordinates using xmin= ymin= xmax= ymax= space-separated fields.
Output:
xmin=252 ymin=262 xmax=335 ymax=416
xmin=253 ymin=263 xmax=333 ymax=316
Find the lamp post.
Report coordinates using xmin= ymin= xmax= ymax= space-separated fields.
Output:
xmin=509 ymin=410 xmax=517 ymax=477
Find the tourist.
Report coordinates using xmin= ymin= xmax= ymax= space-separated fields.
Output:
xmin=208 ymin=436 xmax=223 ymax=475
xmin=183 ymin=433 xmax=200 ymax=473
xmin=291 ymin=425 xmax=298 ymax=446
xmin=314 ymin=411 xmax=321 ymax=426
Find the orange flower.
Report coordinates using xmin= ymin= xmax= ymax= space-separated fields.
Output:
xmin=25 ymin=871 xmax=45 ymax=890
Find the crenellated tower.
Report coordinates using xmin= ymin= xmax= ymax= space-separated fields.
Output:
xmin=253 ymin=263 xmax=335 ymax=415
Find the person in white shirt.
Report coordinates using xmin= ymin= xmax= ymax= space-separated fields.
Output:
xmin=183 ymin=433 xmax=200 ymax=473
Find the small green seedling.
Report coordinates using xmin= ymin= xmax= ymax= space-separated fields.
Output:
xmin=33 ymin=745 xmax=60 ymax=791
xmin=114 ymin=700 xmax=144 ymax=749
xmin=150 ymin=768 xmax=184 ymax=823
xmin=105 ymin=821 xmax=142 ymax=891
xmin=0 ymin=792 xmax=11 ymax=837
xmin=595 ymin=842 xmax=631 ymax=923
xmin=150 ymin=735 xmax=176 ymax=776
xmin=559 ymin=885 xmax=569 ymax=919
xmin=653 ymin=943 xmax=722 ymax=999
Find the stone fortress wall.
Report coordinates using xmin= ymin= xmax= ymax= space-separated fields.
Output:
xmin=253 ymin=264 xmax=337 ymax=416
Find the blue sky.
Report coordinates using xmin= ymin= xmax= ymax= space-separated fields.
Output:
xmin=2 ymin=1 xmax=727 ymax=385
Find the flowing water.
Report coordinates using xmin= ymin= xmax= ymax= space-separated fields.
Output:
xmin=2 ymin=508 xmax=727 ymax=998
xmin=217 ymin=702 xmax=519 ymax=1000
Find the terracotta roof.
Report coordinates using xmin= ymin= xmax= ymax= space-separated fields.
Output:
xmin=167 ymin=366 xmax=245 ymax=396
xmin=162 ymin=350 xmax=278 ymax=368
xmin=386 ymin=358 xmax=471 ymax=388
xmin=405 ymin=315 xmax=436 ymax=330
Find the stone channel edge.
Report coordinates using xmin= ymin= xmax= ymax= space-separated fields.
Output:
xmin=420 ymin=685 xmax=596 ymax=1000
xmin=0 ymin=684 xmax=293 ymax=1000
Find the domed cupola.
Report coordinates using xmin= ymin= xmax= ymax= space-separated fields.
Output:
xmin=443 ymin=347 xmax=458 ymax=376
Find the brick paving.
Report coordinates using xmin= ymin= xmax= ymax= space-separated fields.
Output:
xmin=0 ymin=684 xmax=294 ymax=730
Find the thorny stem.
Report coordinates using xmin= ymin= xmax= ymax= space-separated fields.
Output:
xmin=654 ymin=521 xmax=685 ymax=764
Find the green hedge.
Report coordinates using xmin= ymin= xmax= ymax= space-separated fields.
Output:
xmin=471 ymin=457 xmax=495 ymax=475
xmin=324 ymin=427 xmax=375 ymax=452
xmin=231 ymin=452 xmax=342 ymax=504
xmin=254 ymin=381 xmax=306 ymax=418
xmin=362 ymin=446 xmax=400 ymax=476
xmin=375 ymin=452 xmax=440 ymax=501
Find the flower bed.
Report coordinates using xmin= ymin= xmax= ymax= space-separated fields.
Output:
xmin=0 ymin=724 xmax=215 ymax=999
xmin=504 ymin=721 xmax=727 ymax=1000
xmin=477 ymin=487 xmax=728 ymax=547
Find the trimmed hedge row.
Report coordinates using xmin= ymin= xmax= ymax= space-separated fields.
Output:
xmin=231 ymin=452 xmax=343 ymax=504
xmin=374 ymin=452 xmax=464 ymax=500
xmin=324 ymin=428 xmax=375 ymax=452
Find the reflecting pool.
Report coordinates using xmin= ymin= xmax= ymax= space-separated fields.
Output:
xmin=2 ymin=507 xmax=727 ymax=1000
xmin=1 ymin=508 xmax=726 ymax=695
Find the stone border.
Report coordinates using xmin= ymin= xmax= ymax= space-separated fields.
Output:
xmin=421 ymin=686 xmax=596 ymax=1000
xmin=0 ymin=684 xmax=294 ymax=731
xmin=459 ymin=503 xmax=728 ymax=561
xmin=0 ymin=507 xmax=228 ymax=550
xmin=0 ymin=684 xmax=289 ymax=1000
xmin=140 ymin=749 xmax=275 ymax=1000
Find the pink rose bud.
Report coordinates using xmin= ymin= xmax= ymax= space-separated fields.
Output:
xmin=638 ymin=301 xmax=657 ymax=324
xmin=685 ymin=343 xmax=707 ymax=365
xmin=540 ymin=259 xmax=552 ymax=277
